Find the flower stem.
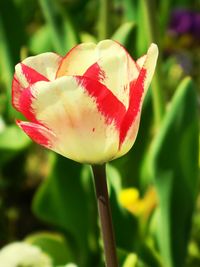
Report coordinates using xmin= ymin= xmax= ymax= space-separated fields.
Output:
xmin=92 ymin=164 xmax=118 ymax=267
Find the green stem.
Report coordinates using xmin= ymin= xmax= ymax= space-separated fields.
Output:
xmin=98 ymin=0 xmax=109 ymax=40
xmin=141 ymin=0 xmax=165 ymax=127
xmin=92 ymin=164 xmax=118 ymax=267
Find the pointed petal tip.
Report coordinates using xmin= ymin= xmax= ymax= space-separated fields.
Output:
xmin=15 ymin=119 xmax=26 ymax=128
xmin=15 ymin=119 xmax=21 ymax=125
xmin=15 ymin=120 xmax=56 ymax=149
xmin=141 ymin=43 xmax=159 ymax=77
xmin=148 ymin=43 xmax=159 ymax=59
xmin=15 ymin=119 xmax=28 ymax=129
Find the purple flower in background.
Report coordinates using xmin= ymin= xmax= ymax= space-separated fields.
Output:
xmin=169 ymin=9 xmax=193 ymax=35
xmin=169 ymin=8 xmax=200 ymax=40
xmin=192 ymin=13 xmax=200 ymax=38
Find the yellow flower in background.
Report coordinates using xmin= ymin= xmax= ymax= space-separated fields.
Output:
xmin=119 ymin=186 xmax=157 ymax=218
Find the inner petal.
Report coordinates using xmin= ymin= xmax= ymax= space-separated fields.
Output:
xmin=30 ymin=76 xmax=124 ymax=163
xmin=56 ymin=40 xmax=139 ymax=80
xmin=56 ymin=42 xmax=97 ymax=78
xmin=16 ymin=52 xmax=62 ymax=83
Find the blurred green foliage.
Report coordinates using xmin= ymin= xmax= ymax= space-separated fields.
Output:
xmin=0 ymin=0 xmax=199 ymax=267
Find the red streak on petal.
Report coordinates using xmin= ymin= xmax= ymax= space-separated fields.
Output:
xmin=76 ymin=76 xmax=126 ymax=128
xmin=18 ymin=86 xmax=38 ymax=123
xmin=119 ymin=68 xmax=147 ymax=147
xmin=21 ymin=63 xmax=49 ymax=84
xmin=12 ymin=64 xmax=49 ymax=117
xmin=14 ymin=64 xmax=50 ymax=123
xmin=17 ymin=120 xmax=52 ymax=148
xmin=12 ymin=74 xmax=24 ymax=111
xmin=84 ymin=63 xmax=106 ymax=82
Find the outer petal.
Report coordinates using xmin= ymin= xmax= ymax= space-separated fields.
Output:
xmin=136 ymin=55 xmax=146 ymax=69
xmin=29 ymin=76 xmax=126 ymax=164
xmin=17 ymin=120 xmax=57 ymax=149
xmin=56 ymin=42 xmax=97 ymax=77
xmin=12 ymin=67 xmax=48 ymax=112
xmin=12 ymin=74 xmax=24 ymax=111
xmin=15 ymin=52 xmax=62 ymax=87
xmin=13 ymin=53 xmax=62 ymax=111
xmin=115 ymin=43 xmax=159 ymax=158
xmin=56 ymin=40 xmax=139 ymax=108
xmin=83 ymin=45 xmax=139 ymax=108
xmin=136 ymin=44 xmax=159 ymax=95
xmin=95 ymin=40 xmax=139 ymax=84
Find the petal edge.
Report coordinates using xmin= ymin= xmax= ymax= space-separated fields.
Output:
xmin=16 ymin=120 xmax=56 ymax=149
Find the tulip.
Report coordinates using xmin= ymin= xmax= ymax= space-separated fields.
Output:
xmin=12 ymin=40 xmax=158 ymax=164
xmin=12 ymin=40 xmax=158 ymax=267
xmin=0 ymin=242 xmax=52 ymax=267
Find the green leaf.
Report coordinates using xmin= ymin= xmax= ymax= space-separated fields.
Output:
xmin=149 ymin=77 xmax=199 ymax=267
xmin=56 ymin=264 xmax=78 ymax=267
xmin=122 ymin=0 xmax=138 ymax=22
xmin=80 ymin=32 xmax=97 ymax=43
xmin=97 ymin=0 xmax=110 ymax=40
xmin=108 ymin=164 xmax=139 ymax=251
xmin=112 ymin=93 xmax=154 ymax=188
xmin=29 ymin=25 xmax=54 ymax=54
xmin=0 ymin=0 xmax=26 ymax=119
xmin=25 ymin=232 xmax=74 ymax=265
xmin=157 ymin=0 xmax=173 ymax=39
xmin=0 ymin=124 xmax=30 ymax=150
xmin=111 ymin=22 xmax=136 ymax=53
xmin=138 ymin=240 xmax=163 ymax=267
xmin=0 ymin=124 xmax=30 ymax=164
xmin=39 ymin=0 xmax=79 ymax=55
xmin=118 ymin=248 xmax=149 ymax=267
xmin=122 ymin=253 xmax=138 ymax=267
xmin=32 ymin=155 xmax=96 ymax=267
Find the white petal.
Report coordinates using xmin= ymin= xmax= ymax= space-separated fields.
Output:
xmin=140 ymin=43 xmax=158 ymax=94
xmin=56 ymin=42 xmax=97 ymax=77
xmin=136 ymin=55 xmax=146 ymax=69
xmin=15 ymin=52 xmax=62 ymax=87
xmin=56 ymin=40 xmax=139 ymax=108
xmin=30 ymin=77 xmax=120 ymax=164
xmin=93 ymin=40 xmax=139 ymax=108
xmin=0 ymin=242 xmax=52 ymax=267
xmin=114 ymin=114 xmax=141 ymax=159
xmin=116 ymin=43 xmax=159 ymax=157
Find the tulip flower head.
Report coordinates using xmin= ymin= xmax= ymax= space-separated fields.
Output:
xmin=0 ymin=242 xmax=52 ymax=267
xmin=12 ymin=40 xmax=158 ymax=164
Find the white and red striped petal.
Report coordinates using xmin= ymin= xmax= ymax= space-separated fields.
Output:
xmin=83 ymin=48 xmax=138 ymax=108
xmin=12 ymin=66 xmax=48 ymax=113
xmin=12 ymin=74 xmax=24 ymax=111
xmin=57 ymin=40 xmax=139 ymax=81
xmin=56 ymin=40 xmax=139 ymax=108
xmin=137 ymin=44 xmax=158 ymax=94
xmin=13 ymin=53 xmax=62 ymax=111
xmin=16 ymin=120 xmax=57 ymax=149
xmin=15 ymin=52 xmax=62 ymax=84
xmin=18 ymin=86 xmax=37 ymax=122
xmin=28 ymin=76 xmax=126 ymax=163
xmin=56 ymin=42 xmax=97 ymax=78
xmin=136 ymin=55 xmax=147 ymax=69
xmin=115 ymin=43 xmax=158 ymax=158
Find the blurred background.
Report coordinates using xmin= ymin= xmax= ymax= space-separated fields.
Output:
xmin=0 ymin=0 xmax=199 ymax=266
